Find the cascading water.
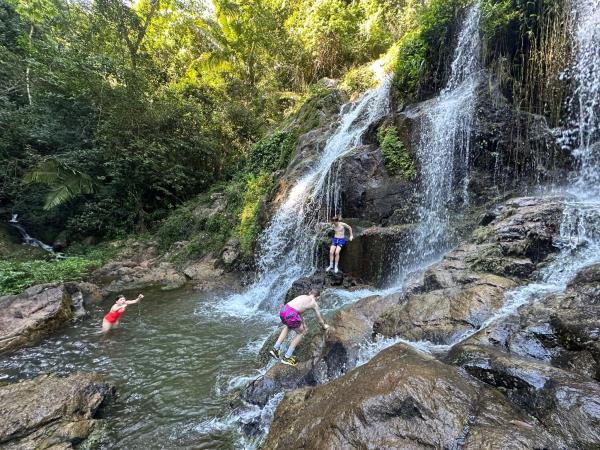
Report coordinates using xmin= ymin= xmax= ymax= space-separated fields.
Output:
xmin=8 ymin=214 xmax=57 ymax=255
xmin=220 ymin=76 xmax=392 ymax=315
xmin=567 ymin=0 xmax=600 ymax=194
xmin=394 ymin=1 xmax=482 ymax=280
xmin=361 ymin=0 xmax=600 ymax=360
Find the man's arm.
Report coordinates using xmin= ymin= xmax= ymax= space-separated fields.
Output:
xmin=342 ymin=222 xmax=353 ymax=241
xmin=312 ymin=302 xmax=329 ymax=331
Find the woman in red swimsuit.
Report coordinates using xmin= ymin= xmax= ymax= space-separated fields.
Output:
xmin=102 ymin=294 xmax=143 ymax=332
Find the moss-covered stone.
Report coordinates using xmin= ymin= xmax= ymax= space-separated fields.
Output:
xmin=377 ymin=125 xmax=416 ymax=180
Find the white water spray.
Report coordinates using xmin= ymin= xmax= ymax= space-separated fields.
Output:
xmin=395 ymin=2 xmax=482 ymax=280
xmin=219 ymin=77 xmax=392 ymax=316
xmin=413 ymin=0 xmax=481 ymax=254
xmin=568 ymin=0 xmax=600 ymax=194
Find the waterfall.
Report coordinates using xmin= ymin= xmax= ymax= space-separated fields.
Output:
xmin=568 ymin=0 xmax=600 ymax=195
xmin=377 ymin=0 xmax=600 ymax=356
xmin=220 ymin=76 xmax=392 ymax=315
xmin=8 ymin=214 xmax=57 ymax=255
xmin=394 ymin=1 xmax=482 ymax=280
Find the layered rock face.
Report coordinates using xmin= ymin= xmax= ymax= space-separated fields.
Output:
xmin=0 ymin=373 xmax=115 ymax=449
xmin=0 ymin=283 xmax=87 ymax=354
xmin=261 ymin=196 xmax=600 ymax=448
xmin=240 ymin=293 xmax=400 ymax=408
xmin=374 ymin=196 xmax=564 ymax=343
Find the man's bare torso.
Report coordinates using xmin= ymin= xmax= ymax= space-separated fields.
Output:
xmin=287 ymin=294 xmax=316 ymax=314
xmin=332 ymin=222 xmax=346 ymax=238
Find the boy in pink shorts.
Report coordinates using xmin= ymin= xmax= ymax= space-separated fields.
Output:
xmin=269 ymin=289 xmax=329 ymax=366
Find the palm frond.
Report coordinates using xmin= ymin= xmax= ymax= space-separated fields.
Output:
xmin=23 ymin=158 xmax=96 ymax=210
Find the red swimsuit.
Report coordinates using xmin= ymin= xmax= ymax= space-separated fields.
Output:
xmin=104 ymin=307 xmax=125 ymax=324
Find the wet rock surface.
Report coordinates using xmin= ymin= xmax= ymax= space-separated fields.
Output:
xmin=459 ymin=262 xmax=600 ymax=381
xmin=261 ymin=196 xmax=600 ymax=448
xmin=0 ymin=373 xmax=115 ymax=449
xmin=449 ymin=344 xmax=600 ymax=448
xmin=284 ymin=271 xmax=368 ymax=303
xmin=0 ymin=283 xmax=86 ymax=354
xmin=337 ymin=145 xmax=418 ymax=225
xmin=338 ymin=223 xmax=414 ymax=284
xmin=263 ymin=343 xmax=555 ymax=450
xmin=374 ymin=196 xmax=564 ymax=343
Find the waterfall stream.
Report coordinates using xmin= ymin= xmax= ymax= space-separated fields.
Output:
xmin=393 ymin=0 xmax=482 ymax=282
xmin=219 ymin=75 xmax=392 ymax=316
xmin=8 ymin=214 xmax=58 ymax=256
xmin=360 ymin=0 xmax=600 ymax=360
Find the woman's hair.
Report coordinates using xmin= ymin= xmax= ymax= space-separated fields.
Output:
xmin=309 ymin=288 xmax=321 ymax=298
xmin=117 ymin=294 xmax=125 ymax=301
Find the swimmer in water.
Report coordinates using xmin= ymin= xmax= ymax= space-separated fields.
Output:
xmin=102 ymin=294 xmax=143 ymax=332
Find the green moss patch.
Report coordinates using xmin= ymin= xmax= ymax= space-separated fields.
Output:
xmin=377 ymin=126 xmax=416 ymax=180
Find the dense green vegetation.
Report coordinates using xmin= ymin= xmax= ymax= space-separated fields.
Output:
xmin=0 ymin=0 xmax=571 ymax=284
xmin=0 ymin=0 xmax=410 ymax=242
xmin=377 ymin=125 xmax=416 ymax=180
xmin=0 ymin=239 xmax=118 ymax=295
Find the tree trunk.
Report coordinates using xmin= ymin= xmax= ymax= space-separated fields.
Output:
xmin=26 ymin=24 xmax=33 ymax=106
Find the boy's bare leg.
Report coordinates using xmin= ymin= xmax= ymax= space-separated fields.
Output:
xmin=334 ymin=246 xmax=342 ymax=272
xmin=289 ymin=326 xmax=305 ymax=349
xmin=327 ymin=245 xmax=335 ymax=270
xmin=275 ymin=325 xmax=289 ymax=346
xmin=282 ymin=323 xmax=305 ymax=360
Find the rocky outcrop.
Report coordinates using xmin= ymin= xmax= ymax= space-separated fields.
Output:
xmin=337 ymin=145 xmax=418 ymax=225
xmin=92 ymin=239 xmax=240 ymax=293
xmin=374 ymin=196 xmax=564 ymax=344
xmin=0 ymin=283 xmax=86 ymax=354
xmin=284 ymin=271 xmax=368 ymax=303
xmin=240 ymin=293 xmax=399 ymax=408
xmin=457 ymin=262 xmax=600 ymax=381
xmin=263 ymin=343 xmax=555 ymax=449
xmin=0 ymin=373 xmax=115 ymax=449
xmin=338 ymin=223 xmax=414 ymax=284
xmin=92 ymin=240 xmax=186 ymax=293
xmin=449 ymin=344 xmax=600 ymax=448
xmin=263 ymin=81 xmax=347 ymax=217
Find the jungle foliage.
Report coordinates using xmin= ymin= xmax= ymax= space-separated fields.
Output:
xmin=0 ymin=0 xmax=568 ymax=255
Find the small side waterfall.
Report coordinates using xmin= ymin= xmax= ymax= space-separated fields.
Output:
xmin=221 ymin=76 xmax=392 ymax=314
xmin=394 ymin=1 xmax=482 ymax=280
xmin=8 ymin=214 xmax=57 ymax=255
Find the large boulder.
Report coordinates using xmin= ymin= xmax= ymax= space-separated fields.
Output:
xmin=0 ymin=283 xmax=86 ymax=354
xmin=449 ymin=344 xmax=600 ymax=448
xmin=375 ymin=274 xmax=517 ymax=343
xmin=338 ymin=224 xmax=414 ymax=284
xmin=263 ymin=343 xmax=555 ymax=449
xmin=240 ymin=294 xmax=399 ymax=408
xmin=0 ymin=373 xmax=115 ymax=449
xmin=92 ymin=239 xmax=186 ymax=293
xmin=457 ymin=262 xmax=600 ymax=381
xmin=374 ymin=196 xmax=564 ymax=344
